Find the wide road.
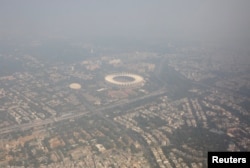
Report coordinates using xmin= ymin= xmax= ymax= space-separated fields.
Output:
xmin=0 ymin=88 xmax=167 ymax=135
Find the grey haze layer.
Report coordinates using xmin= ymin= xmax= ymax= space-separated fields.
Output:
xmin=0 ymin=0 xmax=249 ymax=42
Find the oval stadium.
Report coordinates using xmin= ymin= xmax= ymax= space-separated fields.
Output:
xmin=105 ymin=73 xmax=144 ymax=88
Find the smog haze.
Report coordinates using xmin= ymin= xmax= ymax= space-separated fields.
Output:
xmin=1 ymin=0 xmax=250 ymax=43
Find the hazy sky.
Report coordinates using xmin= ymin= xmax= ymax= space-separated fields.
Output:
xmin=1 ymin=0 xmax=250 ymax=42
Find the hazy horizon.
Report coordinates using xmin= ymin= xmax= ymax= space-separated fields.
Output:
xmin=1 ymin=0 xmax=250 ymax=43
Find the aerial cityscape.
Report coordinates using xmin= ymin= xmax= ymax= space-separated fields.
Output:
xmin=0 ymin=1 xmax=250 ymax=168
xmin=0 ymin=39 xmax=249 ymax=167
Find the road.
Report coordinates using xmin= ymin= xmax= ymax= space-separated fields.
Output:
xmin=0 ymin=88 xmax=167 ymax=135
